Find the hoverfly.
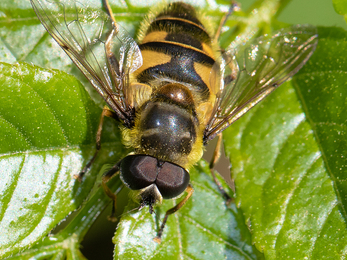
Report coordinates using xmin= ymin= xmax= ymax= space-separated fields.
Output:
xmin=30 ymin=0 xmax=318 ymax=242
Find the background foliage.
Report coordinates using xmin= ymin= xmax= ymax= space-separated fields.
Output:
xmin=0 ymin=0 xmax=346 ymax=259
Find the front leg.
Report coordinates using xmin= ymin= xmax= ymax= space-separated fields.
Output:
xmin=75 ymin=106 xmax=119 ymax=181
xmin=153 ymin=184 xmax=194 ymax=244
xmin=214 ymin=1 xmax=240 ymax=42
xmin=102 ymin=161 xmax=122 ymax=221
xmin=209 ymin=134 xmax=233 ymax=204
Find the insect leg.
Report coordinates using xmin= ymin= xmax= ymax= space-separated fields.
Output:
xmin=102 ymin=161 xmax=121 ymax=221
xmin=75 ymin=106 xmax=118 ymax=181
xmin=103 ymin=0 xmax=121 ymax=76
xmin=103 ymin=0 xmax=118 ymax=28
xmin=214 ymin=1 xmax=240 ymax=42
xmin=209 ymin=134 xmax=232 ymax=203
xmin=153 ymin=184 xmax=194 ymax=244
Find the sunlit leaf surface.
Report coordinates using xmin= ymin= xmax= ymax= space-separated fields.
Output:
xmin=0 ymin=0 xmax=346 ymax=259
xmin=224 ymin=27 xmax=347 ymax=259
xmin=0 ymin=62 xmax=124 ymax=258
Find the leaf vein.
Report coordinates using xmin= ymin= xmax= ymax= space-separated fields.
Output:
xmin=179 ymin=214 xmax=254 ymax=259
xmin=0 ymin=36 xmax=18 ymax=60
xmin=17 ymin=72 xmax=70 ymax=145
xmin=0 ymin=154 xmax=25 ymax=223
xmin=311 ymin=201 xmax=338 ymax=255
xmin=294 ymin=79 xmax=347 ymax=221
xmin=17 ymin=152 xmax=62 ymax=243
xmin=272 ymin=137 xmax=321 ymax=248
xmin=0 ymin=115 xmax=34 ymax=147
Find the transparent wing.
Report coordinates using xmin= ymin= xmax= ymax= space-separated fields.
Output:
xmin=204 ymin=25 xmax=318 ymax=142
xmin=30 ymin=0 xmax=142 ymax=126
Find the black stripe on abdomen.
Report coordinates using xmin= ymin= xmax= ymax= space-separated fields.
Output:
xmin=137 ymin=42 xmax=215 ymax=100
xmin=146 ymin=18 xmax=211 ymax=48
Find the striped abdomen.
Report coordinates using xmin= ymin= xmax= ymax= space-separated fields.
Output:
xmin=135 ymin=2 xmax=216 ymax=101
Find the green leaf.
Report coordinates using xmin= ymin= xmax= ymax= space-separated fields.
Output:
xmin=276 ymin=0 xmax=347 ymax=29
xmin=4 ymin=175 xmax=124 ymax=260
xmin=114 ymin=161 xmax=262 ymax=260
xmin=0 ymin=62 xmax=125 ymax=258
xmin=1 ymin=0 xmax=346 ymax=259
xmin=332 ymin=0 xmax=347 ymax=16
xmin=332 ymin=0 xmax=347 ymax=25
xmin=224 ymin=27 xmax=347 ymax=258
xmin=294 ymin=27 xmax=347 ymax=213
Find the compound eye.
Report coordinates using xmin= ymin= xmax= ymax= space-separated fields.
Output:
xmin=156 ymin=162 xmax=190 ymax=199
xmin=120 ymin=155 xmax=158 ymax=190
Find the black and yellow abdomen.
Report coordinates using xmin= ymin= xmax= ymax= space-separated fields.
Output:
xmin=135 ymin=2 xmax=216 ymax=102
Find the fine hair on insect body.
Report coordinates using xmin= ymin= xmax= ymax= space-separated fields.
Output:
xmin=30 ymin=0 xmax=318 ymax=242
